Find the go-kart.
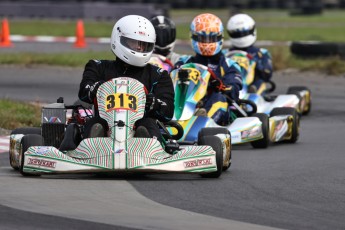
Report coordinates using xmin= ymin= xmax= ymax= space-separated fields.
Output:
xmin=224 ymin=50 xmax=312 ymax=116
xmin=9 ymin=77 xmax=229 ymax=178
xmin=170 ymin=63 xmax=300 ymax=147
xmin=171 ymin=63 xmax=270 ymax=148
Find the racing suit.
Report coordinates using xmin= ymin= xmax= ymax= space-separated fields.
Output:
xmin=78 ymin=58 xmax=174 ymax=142
xmin=228 ymin=45 xmax=273 ymax=94
xmin=175 ymin=52 xmax=242 ymax=125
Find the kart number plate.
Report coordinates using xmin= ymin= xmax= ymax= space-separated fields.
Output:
xmin=105 ymin=93 xmax=138 ymax=112
xmin=180 ymin=68 xmax=200 ymax=85
xmin=231 ymin=56 xmax=249 ymax=70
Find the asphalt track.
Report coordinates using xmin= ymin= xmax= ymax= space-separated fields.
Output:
xmin=1 ymin=43 xmax=345 ymax=229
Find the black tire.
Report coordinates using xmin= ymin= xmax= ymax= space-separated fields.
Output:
xmin=290 ymin=42 xmax=338 ymax=57
xmin=198 ymin=127 xmax=231 ymax=171
xmin=270 ymin=107 xmax=300 ymax=143
xmin=287 ymin=86 xmax=312 ymax=115
xmin=19 ymin=134 xmax=44 ymax=176
xmin=198 ymin=127 xmax=229 ymax=140
xmin=11 ymin=127 xmax=41 ymax=135
xmin=9 ymin=127 xmax=41 ymax=170
xmin=59 ymin=123 xmax=81 ymax=151
xmin=250 ymin=113 xmax=270 ymax=149
xmin=198 ymin=135 xmax=223 ymax=178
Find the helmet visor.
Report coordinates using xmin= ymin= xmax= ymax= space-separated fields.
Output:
xmin=120 ymin=36 xmax=154 ymax=53
xmin=228 ymin=26 xmax=255 ymax=38
xmin=154 ymin=46 xmax=171 ymax=56
xmin=191 ymin=32 xmax=223 ymax=43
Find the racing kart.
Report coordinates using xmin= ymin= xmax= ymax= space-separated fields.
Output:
xmin=9 ymin=77 xmax=231 ymax=178
xmin=171 ymin=63 xmax=269 ymax=148
xmin=170 ymin=63 xmax=300 ymax=147
xmin=224 ymin=50 xmax=312 ymax=116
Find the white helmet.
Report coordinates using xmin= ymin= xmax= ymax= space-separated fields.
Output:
xmin=226 ymin=14 xmax=256 ymax=48
xmin=111 ymin=15 xmax=156 ymax=67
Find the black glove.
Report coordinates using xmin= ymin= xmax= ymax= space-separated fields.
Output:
xmin=229 ymin=85 xmax=240 ymax=101
xmin=88 ymin=81 xmax=104 ymax=102
xmin=145 ymin=93 xmax=158 ymax=112
xmin=210 ymin=78 xmax=222 ymax=92
xmin=196 ymin=100 xmax=204 ymax=108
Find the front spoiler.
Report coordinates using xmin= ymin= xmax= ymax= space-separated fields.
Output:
xmin=22 ymin=137 xmax=217 ymax=175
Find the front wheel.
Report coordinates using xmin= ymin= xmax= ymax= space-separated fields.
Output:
xmin=9 ymin=127 xmax=41 ymax=170
xmin=19 ymin=134 xmax=44 ymax=176
xmin=271 ymin=107 xmax=300 ymax=143
xmin=198 ymin=127 xmax=231 ymax=171
xmin=198 ymin=135 xmax=223 ymax=178
xmin=287 ymin=86 xmax=312 ymax=115
xmin=250 ymin=113 xmax=269 ymax=149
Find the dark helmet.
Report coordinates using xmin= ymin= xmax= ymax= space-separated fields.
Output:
xmin=150 ymin=15 xmax=176 ymax=57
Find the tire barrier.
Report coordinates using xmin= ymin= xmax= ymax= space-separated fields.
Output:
xmin=289 ymin=0 xmax=323 ymax=16
xmin=3 ymin=0 xmax=345 ymax=11
xmin=0 ymin=2 xmax=166 ymax=20
xmin=290 ymin=41 xmax=345 ymax=58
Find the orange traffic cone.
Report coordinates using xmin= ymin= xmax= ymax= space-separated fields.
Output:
xmin=0 ymin=18 xmax=13 ymax=47
xmin=74 ymin=19 xmax=86 ymax=48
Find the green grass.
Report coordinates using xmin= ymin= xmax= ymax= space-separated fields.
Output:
xmin=269 ymin=46 xmax=345 ymax=75
xmin=1 ymin=47 xmax=344 ymax=75
xmin=172 ymin=9 xmax=345 ymax=41
xmin=1 ymin=9 xmax=345 ymax=74
xmin=0 ymin=51 xmax=113 ymax=67
xmin=6 ymin=9 xmax=345 ymax=41
xmin=9 ymin=20 xmax=114 ymax=37
xmin=0 ymin=99 xmax=41 ymax=130
xmin=2 ymin=9 xmax=345 ymax=129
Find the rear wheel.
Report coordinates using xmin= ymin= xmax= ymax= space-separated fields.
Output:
xmin=11 ymin=127 xmax=41 ymax=135
xmin=250 ymin=113 xmax=269 ymax=149
xmin=19 ymin=134 xmax=44 ymax=176
xmin=198 ymin=127 xmax=231 ymax=171
xmin=198 ymin=127 xmax=230 ymax=141
xmin=287 ymin=86 xmax=312 ymax=115
xmin=9 ymin=127 xmax=41 ymax=170
xmin=198 ymin=135 xmax=223 ymax=178
xmin=271 ymin=107 xmax=300 ymax=143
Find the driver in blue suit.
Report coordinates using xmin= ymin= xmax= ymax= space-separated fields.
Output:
xmin=224 ymin=13 xmax=273 ymax=94
xmin=175 ymin=13 xmax=242 ymax=125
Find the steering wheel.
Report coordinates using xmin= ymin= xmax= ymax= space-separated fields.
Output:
xmin=157 ymin=120 xmax=184 ymax=141
xmin=224 ymin=94 xmax=257 ymax=117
